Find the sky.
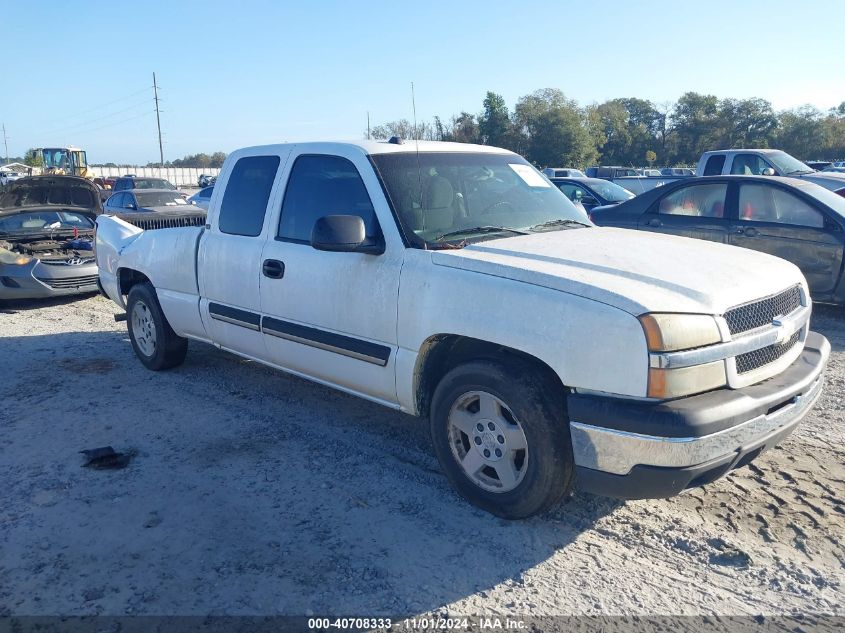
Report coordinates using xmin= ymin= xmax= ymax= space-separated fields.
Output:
xmin=2 ymin=0 xmax=843 ymax=165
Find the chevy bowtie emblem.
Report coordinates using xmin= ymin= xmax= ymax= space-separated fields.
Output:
xmin=772 ymin=318 xmax=789 ymax=344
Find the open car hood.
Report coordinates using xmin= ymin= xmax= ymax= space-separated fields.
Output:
xmin=0 ymin=176 xmax=103 ymax=217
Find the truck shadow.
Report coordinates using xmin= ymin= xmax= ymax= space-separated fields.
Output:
xmin=1 ymin=329 xmax=626 ymax=616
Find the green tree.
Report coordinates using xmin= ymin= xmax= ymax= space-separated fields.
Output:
xmin=24 ymin=148 xmax=43 ymax=168
xmin=479 ymin=91 xmax=512 ymax=148
xmin=513 ymin=90 xmax=596 ymax=167
xmin=717 ymin=98 xmax=777 ymax=148
xmin=775 ymin=106 xmax=827 ymax=160
xmin=671 ymin=92 xmax=722 ymax=163
xmin=645 ymin=150 xmax=657 ymax=165
xmin=440 ymin=112 xmax=480 ymax=144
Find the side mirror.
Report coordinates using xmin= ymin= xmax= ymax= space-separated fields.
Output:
xmin=311 ymin=215 xmax=384 ymax=255
xmin=761 ymin=168 xmax=776 ymax=176
xmin=126 ymin=203 xmax=137 ymax=210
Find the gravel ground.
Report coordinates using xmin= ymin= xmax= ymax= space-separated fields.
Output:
xmin=0 ymin=294 xmax=842 ymax=619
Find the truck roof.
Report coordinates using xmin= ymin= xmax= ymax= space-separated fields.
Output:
xmin=232 ymin=139 xmax=514 ymax=157
xmin=701 ymin=149 xmax=782 ymax=155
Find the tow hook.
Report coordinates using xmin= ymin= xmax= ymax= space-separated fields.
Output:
xmin=114 ymin=313 xmax=127 ymax=322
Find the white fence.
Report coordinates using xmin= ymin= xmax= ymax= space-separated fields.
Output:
xmin=91 ymin=166 xmax=221 ymax=188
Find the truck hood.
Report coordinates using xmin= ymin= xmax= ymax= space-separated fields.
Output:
xmin=798 ymin=172 xmax=845 ymax=191
xmin=431 ymin=227 xmax=805 ymax=315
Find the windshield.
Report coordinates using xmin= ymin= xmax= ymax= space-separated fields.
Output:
xmin=371 ymin=152 xmax=589 ymax=246
xmin=0 ymin=210 xmax=94 ymax=235
xmin=589 ymin=180 xmax=635 ymax=202
xmin=767 ymin=151 xmax=814 ymax=175
xmin=804 ymin=184 xmax=845 ymax=219
xmin=136 ymin=192 xmax=188 ymax=207
xmin=134 ymin=179 xmax=176 ymax=190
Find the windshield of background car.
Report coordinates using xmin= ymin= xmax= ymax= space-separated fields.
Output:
xmin=589 ymin=180 xmax=635 ymax=202
xmin=370 ymin=152 xmax=588 ymax=246
xmin=135 ymin=192 xmax=189 ymax=207
xmin=803 ymin=183 xmax=845 ymax=219
xmin=134 ymin=179 xmax=176 ymax=190
xmin=0 ymin=182 xmax=97 ymax=210
xmin=0 ymin=210 xmax=94 ymax=235
xmin=767 ymin=151 xmax=813 ymax=175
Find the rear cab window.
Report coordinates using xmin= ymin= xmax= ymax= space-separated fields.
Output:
xmin=218 ymin=155 xmax=281 ymax=236
xmin=702 ymin=155 xmax=725 ymax=176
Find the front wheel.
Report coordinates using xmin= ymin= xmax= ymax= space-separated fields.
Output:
xmin=430 ymin=359 xmax=573 ymax=519
xmin=126 ymin=283 xmax=188 ymax=371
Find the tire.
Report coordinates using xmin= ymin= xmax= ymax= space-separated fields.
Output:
xmin=126 ymin=282 xmax=188 ymax=371
xmin=430 ymin=359 xmax=573 ymax=519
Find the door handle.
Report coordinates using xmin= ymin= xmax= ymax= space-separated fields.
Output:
xmin=646 ymin=218 xmax=662 ymax=227
xmin=262 ymin=259 xmax=285 ymax=279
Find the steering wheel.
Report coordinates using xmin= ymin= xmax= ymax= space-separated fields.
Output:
xmin=481 ymin=200 xmax=516 ymax=215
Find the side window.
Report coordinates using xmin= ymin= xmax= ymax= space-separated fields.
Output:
xmin=730 ymin=154 xmax=770 ymax=175
xmin=108 ymin=193 xmax=125 ymax=208
xmin=657 ymin=184 xmax=727 ymax=218
xmin=218 ymin=155 xmax=280 ymax=236
xmin=702 ymin=155 xmax=725 ymax=176
xmin=124 ymin=193 xmax=137 ymax=209
xmin=200 ymin=187 xmax=213 ymax=199
xmin=739 ymin=184 xmax=824 ymax=228
xmin=557 ymin=183 xmax=588 ymax=202
xmin=278 ymin=155 xmax=379 ymax=243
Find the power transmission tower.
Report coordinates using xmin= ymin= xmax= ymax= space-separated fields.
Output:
xmin=153 ymin=73 xmax=164 ymax=167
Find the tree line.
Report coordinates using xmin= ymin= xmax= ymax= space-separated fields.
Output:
xmin=369 ymin=90 xmax=845 ymax=169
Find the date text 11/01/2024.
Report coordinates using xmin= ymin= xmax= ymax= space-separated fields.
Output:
xmin=307 ymin=617 xmax=527 ymax=630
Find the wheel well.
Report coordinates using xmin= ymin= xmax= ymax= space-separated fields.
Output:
xmin=117 ymin=268 xmax=150 ymax=297
xmin=414 ymin=335 xmax=565 ymax=418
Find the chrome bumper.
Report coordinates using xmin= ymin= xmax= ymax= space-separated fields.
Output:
xmin=571 ymin=374 xmax=823 ymax=476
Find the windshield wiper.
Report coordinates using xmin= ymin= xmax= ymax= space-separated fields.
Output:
xmin=528 ymin=218 xmax=591 ymax=231
xmin=434 ymin=225 xmax=530 ymax=242
xmin=786 ymin=169 xmax=814 ymax=175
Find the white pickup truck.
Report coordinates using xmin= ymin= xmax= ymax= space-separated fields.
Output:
xmin=698 ymin=149 xmax=845 ymax=195
xmin=96 ymin=140 xmax=829 ymax=519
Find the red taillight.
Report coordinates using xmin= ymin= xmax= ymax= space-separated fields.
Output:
xmin=836 ymin=188 xmax=845 ymax=198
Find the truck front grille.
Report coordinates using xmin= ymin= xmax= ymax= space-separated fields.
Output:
xmin=724 ymin=286 xmax=801 ymax=335
xmin=735 ymin=331 xmax=801 ymax=374
xmin=36 ymin=274 xmax=99 ymax=289
xmin=116 ymin=213 xmax=206 ymax=231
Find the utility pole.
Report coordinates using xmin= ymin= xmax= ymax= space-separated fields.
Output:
xmin=367 ymin=112 xmax=370 ymax=140
xmin=153 ymin=73 xmax=164 ymax=167
xmin=2 ymin=123 xmax=8 ymax=164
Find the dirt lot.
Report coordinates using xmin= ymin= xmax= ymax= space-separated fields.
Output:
xmin=0 ymin=295 xmax=842 ymax=618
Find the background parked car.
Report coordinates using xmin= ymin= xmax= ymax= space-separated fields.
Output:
xmin=590 ymin=175 xmax=845 ymax=305
xmin=187 ymin=185 xmax=213 ymax=210
xmin=112 ymin=176 xmax=179 ymax=192
xmin=550 ymin=177 xmax=634 ymax=211
xmin=103 ymin=189 xmax=206 ymax=231
xmin=0 ymin=171 xmax=24 ymax=186
xmin=542 ymin=167 xmax=586 ymax=178
xmin=197 ymin=174 xmax=217 ymax=187
xmin=660 ymin=167 xmax=695 ymax=176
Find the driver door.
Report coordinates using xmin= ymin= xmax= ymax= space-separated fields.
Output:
xmin=259 ymin=151 xmax=402 ymax=404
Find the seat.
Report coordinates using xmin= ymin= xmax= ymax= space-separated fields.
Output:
xmin=709 ymin=201 xmax=725 ymax=218
xmin=418 ymin=176 xmax=455 ymax=231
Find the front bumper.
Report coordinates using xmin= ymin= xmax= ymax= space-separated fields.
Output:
xmin=0 ymin=260 xmax=99 ymax=300
xmin=570 ymin=331 xmax=830 ymax=499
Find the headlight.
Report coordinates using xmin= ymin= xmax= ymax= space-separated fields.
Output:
xmin=639 ymin=313 xmax=725 ymax=398
xmin=0 ymin=248 xmax=33 ymax=266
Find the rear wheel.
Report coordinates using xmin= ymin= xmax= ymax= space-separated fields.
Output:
xmin=126 ymin=283 xmax=187 ymax=370
xmin=430 ymin=359 xmax=573 ymax=519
